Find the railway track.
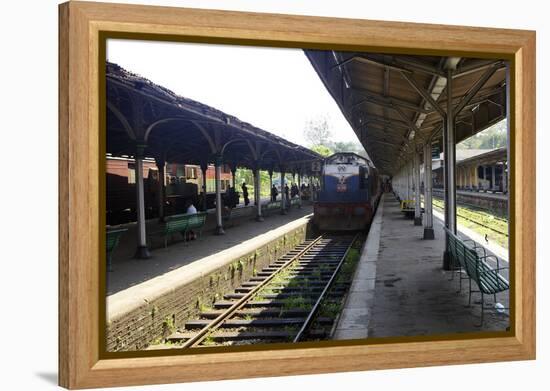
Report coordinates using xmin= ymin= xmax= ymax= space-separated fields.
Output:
xmin=432 ymin=200 xmax=508 ymax=237
xmin=166 ymin=234 xmax=359 ymax=348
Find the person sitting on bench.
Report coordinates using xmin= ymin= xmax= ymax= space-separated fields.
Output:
xmin=185 ymin=199 xmax=198 ymax=240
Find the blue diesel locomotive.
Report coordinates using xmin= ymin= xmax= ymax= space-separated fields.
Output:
xmin=314 ymin=152 xmax=381 ymax=231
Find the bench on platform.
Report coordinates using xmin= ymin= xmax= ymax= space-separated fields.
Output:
xmin=400 ymin=199 xmax=416 ymax=218
xmin=261 ymin=201 xmax=282 ymax=215
xmin=154 ymin=212 xmax=208 ymax=248
xmin=444 ymin=227 xmax=509 ymax=325
xmin=290 ymin=197 xmax=301 ymax=207
xmin=106 ymin=228 xmax=127 ymax=272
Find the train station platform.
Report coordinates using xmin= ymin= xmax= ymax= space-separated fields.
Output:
xmin=108 ymin=201 xmax=311 ymax=295
xmin=106 ymin=203 xmax=313 ymax=351
xmin=334 ymin=193 xmax=509 ymax=340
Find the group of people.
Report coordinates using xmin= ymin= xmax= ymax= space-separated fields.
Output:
xmin=270 ymin=182 xmax=303 ymax=203
xmin=183 ymin=179 xmax=314 ymax=228
xmin=179 ymin=179 xmax=317 ymax=240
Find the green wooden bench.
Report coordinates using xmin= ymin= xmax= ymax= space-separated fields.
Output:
xmin=106 ymin=228 xmax=127 ymax=272
xmin=290 ymin=197 xmax=300 ymax=207
xmin=158 ymin=212 xmax=207 ymax=248
xmin=444 ymin=227 xmax=509 ymax=325
xmin=444 ymin=226 xmax=486 ymax=291
xmin=261 ymin=201 xmax=281 ymax=215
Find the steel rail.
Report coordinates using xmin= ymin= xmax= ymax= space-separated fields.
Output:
xmin=432 ymin=202 xmax=508 ymax=237
xmin=293 ymin=233 xmax=360 ymax=343
xmin=181 ymin=235 xmax=324 ymax=348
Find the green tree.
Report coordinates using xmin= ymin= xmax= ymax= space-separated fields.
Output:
xmin=328 ymin=140 xmax=368 ymax=157
xmin=303 ymin=117 xmax=332 ymax=146
xmin=310 ymin=144 xmax=333 ymax=157
xmin=457 ymin=119 xmax=507 ymax=150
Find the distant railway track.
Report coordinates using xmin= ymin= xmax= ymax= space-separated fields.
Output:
xmin=165 ymin=234 xmax=359 ymax=348
xmin=432 ymin=199 xmax=508 ymax=237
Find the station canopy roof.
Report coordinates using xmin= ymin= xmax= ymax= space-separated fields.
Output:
xmin=457 ymin=147 xmax=507 ymax=166
xmin=305 ymin=50 xmax=507 ymax=176
xmin=106 ymin=62 xmax=321 ymax=173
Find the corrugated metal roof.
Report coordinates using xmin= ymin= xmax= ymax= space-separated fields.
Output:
xmin=106 ymin=62 xmax=321 ymax=173
xmin=305 ymin=50 xmax=507 ymax=175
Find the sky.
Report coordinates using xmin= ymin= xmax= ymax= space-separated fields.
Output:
xmin=107 ymin=39 xmax=359 ymax=148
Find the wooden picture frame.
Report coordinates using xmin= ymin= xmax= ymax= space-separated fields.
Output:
xmin=59 ymin=1 xmax=536 ymax=388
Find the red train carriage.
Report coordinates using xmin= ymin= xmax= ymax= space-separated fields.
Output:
xmin=106 ymin=156 xmax=232 ymax=225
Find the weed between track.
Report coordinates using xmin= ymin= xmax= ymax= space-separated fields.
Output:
xmin=432 ymin=199 xmax=508 ymax=248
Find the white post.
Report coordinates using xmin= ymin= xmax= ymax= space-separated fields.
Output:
xmin=255 ymin=167 xmax=263 ymax=221
xmin=502 ymin=162 xmax=507 ymax=193
xmin=297 ymin=172 xmax=302 ymax=208
xmin=268 ymin=169 xmax=273 ymax=202
xmin=156 ymin=158 xmax=165 ymax=222
xmin=491 ymin=164 xmax=497 ymax=191
xmin=423 ymin=143 xmax=434 ymax=239
xmin=280 ymin=169 xmax=287 ymax=214
xmin=214 ymin=155 xmax=225 ymax=235
xmin=134 ymin=143 xmax=150 ymax=259
xmin=414 ymin=150 xmax=422 ymax=226
xmin=200 ymin=162 xmax=208 ymax=211
xmin=443 ymin=65 xmax=457 ymax=270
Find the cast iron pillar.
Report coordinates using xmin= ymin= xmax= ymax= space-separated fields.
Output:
xmin=254 ymin=166 xmax=264 ymax=222
xmin=231 ymin=165 xmax=237 ymax=189
xmin=134 ymin=142 xmax=151 ymax=259
xmin=423 ymin=143 xmax=435 ymax=239
xmin=414 ymin=150 xmax=422 ymax=226
xmin=443 ymin=66 xmax=457 ymax=270
xmin=280 ymin=168 xmax=287 ymax=215
xmin=214 ymin=155 xmax=225 ymax=235
xmin=297 ymin=171 xmax=302 ymax=208
xmin=200 ymin=161 xmax=208 ymax=212
xmin=155 ymin=157 xmax=165 ymax=222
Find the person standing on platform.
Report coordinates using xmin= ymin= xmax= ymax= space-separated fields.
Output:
xmin=241 ymin=182 xmax=250 ymax=206
xmin=271 ymin=184 xmax=278 ymax=202
xmin=284 ymin=184 xmax=290 ymax=207
xmin=226 ymin=185 xmax=237 ymax=208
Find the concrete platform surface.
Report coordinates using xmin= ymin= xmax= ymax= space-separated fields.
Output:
xmin=335 ymin=193 xmax=509 ymax=340
xmin=107 ymin=204 xmax=312 ymax=295
xmin=107 ymin=208 xmax=312 ymax=321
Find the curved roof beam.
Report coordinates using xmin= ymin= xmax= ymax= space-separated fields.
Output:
xmin=189 ymin=121 xmax=217 ymax=154
xmin=220 ymin=138 xmax=258 ymax=161
xmin=143 ymin=117 xmax=218 ymax=155
xmin=107 ymin=101 xmax=135 ymax=140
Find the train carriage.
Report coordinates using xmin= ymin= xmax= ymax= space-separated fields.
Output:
xmin=314 ymin=152 xmax=381 ymax=231
xmin=106 ymin=156 xmax=233 ymax=225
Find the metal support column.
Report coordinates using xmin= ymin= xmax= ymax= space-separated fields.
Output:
xmin=297 ymin=172 xmax=302 ymax=208
xmin=254 ymin=167 xmax=264 ymax=222
xmin=491 ymin=165 xmax=496 ymax=191
xmin=134 ymin=142 xmax=151 ymax=259
xmin=268 ymin=169 xmax=273 ymax=200
xmin=231 ymin=166 xmax=237 ymax=189
xmin=280 ymin=169 xmax=287 ymax=215
xmin=423 ymin=143 xmax=434 ymax=239
xmin=443 ymin=66 xmax=457 ymax=270
xmin=505 ymin=62 xmax=511 ymax=219
xmin=200 ymin=162 xmax=208 ymax=212
xmin=214 ymin=155 xmax=225 ymax=235
xmin=406 ymin=161 xmax=410 ymax=201
xmin=502 ymin=162 xmax=508 ymax=193
xmin=156 ymin=157 xmax=165 ymax=222
xmin=414 ymin=150 xmax=422 ymax=226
